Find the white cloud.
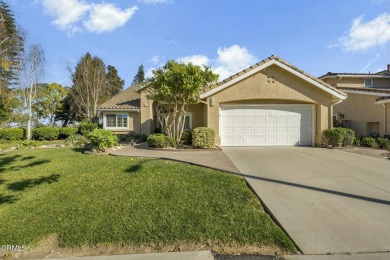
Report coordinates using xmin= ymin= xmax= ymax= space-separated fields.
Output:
xmin=213 ymin=45 xmax=257 ymax=79
xmin=177 ymin=55 xmax=210 ymax=67
xmin=138 ymin=0 xmax=172 ymax=4
xmin=146 ymin=45 xmax=257 ymax=81
xmin=334 ymin=13 xmax=390 ymax=51
xmin=41 ymin=0 xmax=138 ymax=34
xmin=176 ymin=45 xmax=257 ymax=80
xmin=84 ymin=4 xmax=138 ymax=33
xmin=42 ymin=0 xmax=90 ymax=31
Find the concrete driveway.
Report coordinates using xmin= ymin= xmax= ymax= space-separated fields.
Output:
xmin=223 ymin=147 xmax=390 ymax=255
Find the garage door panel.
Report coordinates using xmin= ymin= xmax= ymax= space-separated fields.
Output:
xmin=221 ymin=105 xmax=313 ymax=146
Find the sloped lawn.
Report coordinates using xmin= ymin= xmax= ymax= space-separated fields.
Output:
xmin=0 ymin=148 xmax=295 ymax=255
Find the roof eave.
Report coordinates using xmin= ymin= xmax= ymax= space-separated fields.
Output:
xmin=200 ymin=59 xmax=347 ymax=100
xmin=97 ymin=108 xmax=141 ymax=112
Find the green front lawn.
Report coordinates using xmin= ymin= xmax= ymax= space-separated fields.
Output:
xmin=0 ymin=148 xmax=295 ymax=254
xmin=0 ymin=140 xmax=65 ymax=149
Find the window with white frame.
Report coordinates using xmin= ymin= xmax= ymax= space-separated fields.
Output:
xmin=181 ymin=112 xmax=192 ymax=130
xmin=364 ymin=78 xmax=373 ymax=87
xmin=106 ymin=114 xmax=128 ymax=128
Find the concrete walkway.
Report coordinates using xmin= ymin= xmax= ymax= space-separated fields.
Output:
xmin=223 ymin=147 xmax=390 ymax=255
xmin=110 ymin=143 xmax=240 ymax=174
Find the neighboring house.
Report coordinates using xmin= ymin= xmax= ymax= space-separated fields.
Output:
xmin=98 ymin=55 xmax=346 ymax=146
xmin=320 ymin=65 xmax=390 ymax=137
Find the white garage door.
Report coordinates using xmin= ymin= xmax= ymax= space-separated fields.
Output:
xmin=220 ymin=105 xmax=314 ymax=146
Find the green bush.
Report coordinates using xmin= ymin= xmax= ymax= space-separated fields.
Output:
xmin=354 ymin=137 xmax=362 ymax=147
xmin=180 ymin=130 xmax=193 ymax=145
xmin=79 ymin=122 xmax=98 ymax=136
xmin=0 ymin=128 xmax=25 ymax=140
xmin=17 ymin=140 xmax=43 ymax=150
xmin=376 ymin=137 xmax=390 ymax=150
xmin=192 ymin=127 xmax=215 ymax=149
xmin=59 ymin=127 xmax=79 ymax=139
xmin=322 ymin=127 xmax=347 ymax=147
xmin=32 ymin=127 xmax=60 ymax=140
xmin=361 ymin=137 xmax=378 ymax=148
xmin=87 ymin=129 xmax=118 ymax=151
xmin=342 ymin=128 xmax=355 ymax=146
xmin=147 ymin=134 xmax=176 ymax=148
xmin=66 ymin=134 xmax=89 ymax=147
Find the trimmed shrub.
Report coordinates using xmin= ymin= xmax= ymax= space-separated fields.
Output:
xmin=66 ymin=134 xmax=89 ymax=147
xmin=87 ymin=129 xmax=118 ymax=151
xmin=342 ymin=128 xmax=355 ymax=146
xmin=147 ymin=134 xmax=176 ymax=148
xmin=79 ymin=122 xmax=98 ymax=136
xmin=0 ymin=128 xmax=25 ymax=140
xmin=180 ymin=129 xmax=193 ymax=145
xmin=192 ymin=127 xmax=215 ymax=149
xmin=59 ymin=127 xmax=79 ymax=139
xmin=32 ymin=127 xmax=60 ymax=140
xmin=322 ymin=127 xmax=347 ymax=147
xmin=376 ymin=137 xmax=390 ymax=150
xmin=361 ymin=137 xmax=378 ymax=148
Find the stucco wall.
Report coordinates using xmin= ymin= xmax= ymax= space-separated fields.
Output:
xmin=205 ymin=65 xmax=335 ymax=146
xmin=187 ymin=103 xmax=205 ymax=129
xmin=140 ymin=90 xmax=154 ymax=135
xmin=334 ymin=93 xmax=385 ymax=136
xmin=322 ymin=77 xmax=390 ymax=89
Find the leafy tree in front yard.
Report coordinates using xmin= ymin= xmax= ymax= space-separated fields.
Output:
xmin=146 ymin=60 xmax=218 ymax=143
xmin=34 ymin=82 xmax=68 ymax=126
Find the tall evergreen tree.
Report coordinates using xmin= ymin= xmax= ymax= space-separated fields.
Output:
xmin=106 ymin=65 xmax=124 ymax=97
xmin=131 ymin=64 xmax=145 ymax=86
xmin=69 ymin=53 xmax=107 ymax=122
xmin=0 ymin=0 xmax=23 ymax=123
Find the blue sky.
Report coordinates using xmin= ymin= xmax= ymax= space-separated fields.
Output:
xmin=8 ymin=0 xmax=390 ymax=88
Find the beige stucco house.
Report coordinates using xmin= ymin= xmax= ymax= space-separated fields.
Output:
xmin=320 ymin=66 xmax=390 ymax=137
xmin=98 ymin=55 xmax=347 ymax=147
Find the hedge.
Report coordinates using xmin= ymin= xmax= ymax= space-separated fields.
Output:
xmin=361 ymin=137 xmax=378 ymax=148
xmin=79 ymin=122 xmax=98 ymax=136
xmin=59 ymin=127 xmax=79 ymax=139
xmin=192 ymin=127 xmax=215 ymax=148
xmin=376 ymin=137 xmax=390 ymax=150
xmin=147 ymin=134 xmax=176 ymax=148
xmin=0 ymin=128 xmax=25 ymax=140
xmin=32 ymin=127 xmax=60 ymax=140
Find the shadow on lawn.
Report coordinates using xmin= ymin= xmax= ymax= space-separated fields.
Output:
xmin=6 ymin=159 xmax=51 ymax=172
xmin=7 ymin=174 xmax=60 ymax=191
xmin=125 ymin=158 xmax=157 ymax=173
xmin=0 ymin=194 xmax=16 ymax=205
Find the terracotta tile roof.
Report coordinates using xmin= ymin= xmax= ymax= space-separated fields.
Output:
xmin=319 ymin=71 xmax=390 ymax=78
xmin=200 ymin=55 xmax=346 ymax=97
xmin=376 ymin=95 xmax=390 ymax=102
xmin=98 ymin=86 xmax=140 ymax=110
xmin=336 ymin=87 xmax=390 ymax=95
